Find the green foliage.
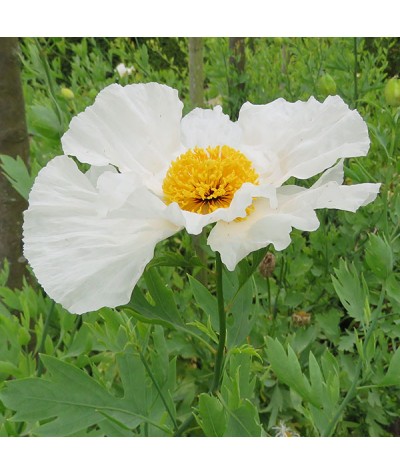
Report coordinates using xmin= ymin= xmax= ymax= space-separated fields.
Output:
xmin=0 ymin=155 xmax=34 ymax=200
xmin=1 ymin=37 xmax=399 ymax=437
xmin=365 ymin=234 xmax=393 ymax=280
xmin=332 ymin=260 xmax=369 ymax=323
xmin=0 ymin=344 xmax=178 ymax=436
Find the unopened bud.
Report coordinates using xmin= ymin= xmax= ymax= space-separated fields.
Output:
xmin=292 ymin=310 xmax=311 ymax=327
xmin=259 ymin=252 xmax=276 ymax=278
xmin=316 ymin=74 xmax=337 ymax=96
xmin=60 ymin=87 xmax=75 ymax=100
xmin=384 ymin=78 xmax=400 ymax=107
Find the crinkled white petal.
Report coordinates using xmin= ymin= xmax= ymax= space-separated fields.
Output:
xmin=164 ymin=183 xmax=277 ymax=236
xmin=209 ymin=162 xmax=380 ymax=270
xmin=85 ymin=164 xmax=117 ymax=186
xmin=23 ymin=156 xmax=182 ymax=314
xmin=208 ymin=196 xmax=320 ymax=271
xmin=311 ymin=158 xmax=345 ymax=187
xmin=61 ymin=83 xmax=183 ymax=179
xmin=181 ymin=106 xmax=241 ymax=150
xmin=306 ymin=159 xmax=381 ymax=209
xmin=238 ymin=95 xmax=370 ymax=185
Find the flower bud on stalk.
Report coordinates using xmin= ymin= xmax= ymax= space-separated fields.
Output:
xmin=384 ymin=77 xmax=400 ymax=107
xmin=60 ymin=87 xmax=75 ymax=100
xmin=316 ymin=74 xmax=337 ymax=96
xmin=259 ymin=252 xmax=276 ymax=278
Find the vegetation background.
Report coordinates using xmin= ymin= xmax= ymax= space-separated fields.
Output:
xmin=0 ymin=37 xmax=399 ymax=437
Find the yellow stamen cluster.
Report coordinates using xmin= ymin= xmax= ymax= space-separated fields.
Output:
xmin=162 ymin=145 xmax=259 ymax=215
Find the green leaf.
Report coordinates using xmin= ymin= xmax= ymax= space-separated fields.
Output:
xmin=196 ymin=393 xmax=227 ymax=437
xmin=187 ymin=274 xmax=218 ymax=330
xmin=386 ymin=274 xmax=400 ymax=304
xmin=227 ymin=278 xmax=257 ymax=349
xmin=144 ymin=268 xmax=182 ymax=322
xmin=222 ymin=269 xmax=257 ymax=349
xmin=237 ymin=248 xmax=267 ymax=288
xmin=0 ymin=356 xmax=125 ymax=435
xmin=0 ymin=361 xmax=23 ymax=378
xmin=0 ymin=155 xmax=34 ymax=201
xmin=380 ymin=347 xmax=400 ymax=386
xmin=116 ymin=351 xmax=147 ymax=415
xmin=0 ymin=352 xmax=173 ymax=436
xmin=221 ymin=352 xmax=256 ymax=410
xmin=28 ymin=104 xmax=63 ymax=140
xmin=332 ymin=260 xmax=369 ymax=323
xmin=148 ymin=251 xmax=203 ymax=269
xmin=125 ymin=268 xmax=183 ymax=329
xmin=315 ymin=308 xmax=341 ymax=343
xmin=223 ymin=399 xmax=263 ymax=437
xmin=309 ymin=352 xmax=324 ymax=408
xmin=187 ymin=318 xmax=218 ymax=344
xmin=365 ymin=234 xmax=393 ymax=280
xmin=265 ymin=337 xmax=320 ymax=407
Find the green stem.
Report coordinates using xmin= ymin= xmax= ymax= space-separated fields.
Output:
xmin=273 ymin=256 xmax=285 ymax=319
xmin=139 ymin=351 xmax=179 ymax=432
xmin=322 ymin=286 xmax=386 ymax=436
xmin=173 ymin=252 xmax=227 ymax=436
xmin=34 ymin=38 xmax=65 ymax=131
xmin=192 ymin=233 xmax=208 ymax=287
xmin=210 ymin=252 xmax=227 ymax=393
xmin=353 ymin=37 xmax=359 ymax=106
xmin=36 ymin=300 xmax=55 ymax=376
xmin=173 ymin=413 xmax=195 ymax=437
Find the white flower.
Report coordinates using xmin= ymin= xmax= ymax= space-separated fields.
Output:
xmin=23 ymin=83 xmax=380 ymax=313
xmin=115 ymin=63 xmax=135 ymax=78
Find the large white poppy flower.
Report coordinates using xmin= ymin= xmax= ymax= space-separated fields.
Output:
xmin=23 ymin=83 xmax=380 ymax=314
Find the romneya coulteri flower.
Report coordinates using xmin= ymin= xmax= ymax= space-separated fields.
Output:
xmin=23 ymin=83 xmax=380 ymax=313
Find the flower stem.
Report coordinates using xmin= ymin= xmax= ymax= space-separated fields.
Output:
xmin=210 ymin=252 xmax=227 ymax=393
xmin=36 ymin=300 xmax=55 ymax=376
xmin=353 ymin=37 xmax=359 ymax=106
xmin=139 ymin=351 xmax=179 ymax=432
xmin=173 ymin=251 xmax=227 ymax=436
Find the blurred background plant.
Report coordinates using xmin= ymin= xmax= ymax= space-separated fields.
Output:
xmin=0 ymin=37 xmax=399 ymax=437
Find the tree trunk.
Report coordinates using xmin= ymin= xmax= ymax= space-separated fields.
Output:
xmin=228 ymin=37 xmax=246 ymax=119
xmin=188 ymin=38 xmax=204 ymax=108
xmin=0 ymin=38 xmax=30 ymax=288
xmin=188 ymin=38 xmax=207 ymax=285
xmin=229 ymin=37 xmax=246 ymax=87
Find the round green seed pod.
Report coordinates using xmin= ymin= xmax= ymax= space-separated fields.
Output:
xmin=384 ymin=77 xmax=400 ymax=107
xmin=316 ymin=74 xmax=337 ymax=96
xmin=60 ymin=87 xmax=75 ymax=100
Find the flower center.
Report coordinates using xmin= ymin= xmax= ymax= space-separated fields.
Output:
xmin=162 ymin=145 xmax=259 ymax=214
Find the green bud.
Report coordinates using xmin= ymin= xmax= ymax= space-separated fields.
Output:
xmin=60 ymin=87 xmax=75 ymax=100
xmin=384 ymin=77 xmax=400 ymax=107
xmin=316 ymin=74 xmax=337 ymax=96
xmin=18 ymin=327 xmax=31 ymax=346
